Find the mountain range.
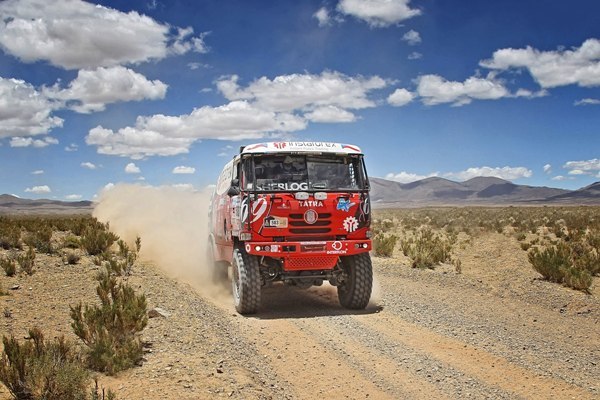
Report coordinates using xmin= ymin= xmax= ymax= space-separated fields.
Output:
xmin=369 ymin=177 xmax=600 ymax=206
xmin=0 ymin=194 xmax=93 ymax=215
xmin=1 ymin=177 xmax=599 ymax=214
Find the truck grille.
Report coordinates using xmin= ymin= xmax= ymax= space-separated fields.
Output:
xmin=288 ymin=213 xmax=332 ymax=235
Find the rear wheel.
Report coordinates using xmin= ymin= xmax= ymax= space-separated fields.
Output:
xmin=232 ymin=245 xmax=261 ymax=314
xmin=207 ymin=238 xmax=228 ymax=285
xmin=337 ymin=253 xmax=373 ymax=310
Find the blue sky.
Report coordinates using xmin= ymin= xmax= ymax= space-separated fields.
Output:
xmin=0 ymin=0 xmax=599 ymax=200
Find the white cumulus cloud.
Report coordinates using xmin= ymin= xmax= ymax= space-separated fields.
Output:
xmin=25 ymin=185 xmax=51 ymax=194
xmin=402 ymin=30 xmax=421 ymax=45
xmin=9 ymin=136 xmax=58 ymax=148
xmin=172 ymin=166 xmax=196 ymax=174
xmin=0 ymin=0 xmax=208 ymax=70
xmin=81 ymin=162 xmax=97 ymax=170
xmin=314 ymin=7 xmax=331 ymax=27
xmin=416 ymin=74 xmax=510 ymax=106
xmin=217 ymin=71 xmax=386 ymax=113
xmin=574 ymin=98 xmax=600 ymax=106
xmin=31 ymin=170 xmax=44 ymax=175
xmin=445 ymin=166 xmax=533 ymax=181
xmin=387 ymin=88 xmax=414 ymax=106
xmin=0 ymin=78 xmax=63 ymax=138
xmin=543 ymin=164 xmax=552 ymax=174
xmin=304 ymin=106 xmax=357 ymax=123
xmin=46 ymin=66 xmax=168 ymax=113
xmin=480 ymin=39 xmax=600 ymax=89
xmin=86 ymin=101 xmax=306 ymax=158
xmin=65 ymin=194 xmax=82 ymax=200
xmin=336 ymin=0 xmax=421 ymax=28
xmin=125 ymin=163 xmax=141 ymax=174
xmin=563 ymin=158 xmax=600 ymax=176
xmin=385 ymin=171 xmax=438 ymax=183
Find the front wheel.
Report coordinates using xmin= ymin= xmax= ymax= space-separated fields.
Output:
xmin=232 ymin=246 xmax=261 ymax=314
xmin=337 ymin=253 xmax=373 ymax=310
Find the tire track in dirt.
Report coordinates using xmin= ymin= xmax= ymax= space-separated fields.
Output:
xmin=354 ymin=315 xmax=595 ymax=400
xmin=237 ymin=316 xmax=394 ymax=399
xmin=375 ymin=270 xmax=600 ymax=393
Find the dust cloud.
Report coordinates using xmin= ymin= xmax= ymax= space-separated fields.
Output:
xmin=93 ymin=184 xmax=225 ymax=297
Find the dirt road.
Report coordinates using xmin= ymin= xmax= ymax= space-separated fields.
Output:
xmin=2 ymin=232 xmax=599 ymax=399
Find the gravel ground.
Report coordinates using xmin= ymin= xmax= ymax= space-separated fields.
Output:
xmin=1 ymin=230 xmax=599 ymax=399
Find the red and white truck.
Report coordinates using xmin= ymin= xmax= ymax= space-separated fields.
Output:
xmin=207 ymin=142 xmax=373 ymax=314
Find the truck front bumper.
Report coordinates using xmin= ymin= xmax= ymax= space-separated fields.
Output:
xmin=244 ymin=239 xmax=372 ymax=271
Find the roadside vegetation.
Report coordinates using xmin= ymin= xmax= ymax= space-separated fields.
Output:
xmin=0 ymin=215 xmax=145 ymax=399
xmin=372 ymin=206 xmax=600 ymax=292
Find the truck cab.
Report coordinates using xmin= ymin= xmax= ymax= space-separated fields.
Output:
xmin=208 ymin=142 xmax=373 ymax=314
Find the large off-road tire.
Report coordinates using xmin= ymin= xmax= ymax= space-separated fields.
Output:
xmin=337 ymin=253 xmax=373 ymax=310
xmin=207 ymin=238 xmax=228 ymax=285
xmin=232 ymin=246 xmax=261 ymax=314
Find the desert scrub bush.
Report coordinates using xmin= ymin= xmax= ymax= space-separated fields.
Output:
xmin=63 ymin=235 xmax=81 ymax=249
xmin=80 ymin=221 xmax=119 ymax=256
xmin=16 ymin=248 xmax=36 ymax=275
xmin=0 ymin=327 xmax=90 ymax=400
xmin=1 ymin=256 xmax=16 ymax=277
xmin=70 ymin=269 xmax=148 ymax=375
xmin=0 ymin=220 xmax=22 ymax=250
xmin=528 ymin=243 xmax=593 ymax=292
xmin=400 ymin=227 xmax=452 ymax=269
xmin=24 ymin=225 xmax=54 ymax=254
xmin=373 ymin=233 xmax=398 ymax=257
xmin=63 ymin=251 xmax=81 ymax=265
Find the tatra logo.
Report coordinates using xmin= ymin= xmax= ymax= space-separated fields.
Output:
xmin=304 ymin=209 xmax=318 ymax=225
xmin=300 ymin=200 xmax=324 ymax=207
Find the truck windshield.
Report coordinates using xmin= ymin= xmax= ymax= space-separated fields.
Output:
xmin=243 ymin=154 xmax=367 ymax=192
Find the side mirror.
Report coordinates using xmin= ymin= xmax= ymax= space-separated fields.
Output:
xmin=227 ymin=179 xmax=240 ymax=196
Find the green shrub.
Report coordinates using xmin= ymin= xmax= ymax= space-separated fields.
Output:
xmin=0 ymin=221 xmax=22 ymax=250
xmin=24 ymin=226 xmax=54 ymax=254
xmin=520 ymin=242 xmax=531 ymax=251
xmin=70 ymin=269 xmax=148 ymax=375
xmin=562 ymin=267 xmax=593 ymax=292
xmin=64 ymin=251 xmax=81 ymax=265
xmin=528 ymin=243 xmax=593 ymax=292
xmin=63 ymin=235 xmax=81 ymax=249
xmin=0 ymin=327 xmax=90 ymax=400
xmin=400 ymin=227 xmax=452 ymax=269
xmin=1 ymin=256 xmax=16 ymax=277
xmin=16 ymin=248 xmax=36 ymax=275
xmin=80 ymin=222 xmax=119 ymax=256
xmin=373 ymin=234 xmax=398 ymax=257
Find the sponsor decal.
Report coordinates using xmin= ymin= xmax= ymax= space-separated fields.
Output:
xmin=343 ymin=216 xmax=359 ymax=233
xmin=244 ymin=143 xmax=267 ymax=152
xmin=273 ymin=142 xmax=287 ymax=149
xmin=342 ymin=144 xmax=360 ymax=152
xmin=327 ymin=250 xmax=348 ymax=255
xmin=258 ymin=182 xmax=308 ymax=191
xmin=251 ymin=197 xmax=268 ymax=223
xmin=304 ymin=209 xmax=318 ymax=225
xmin=336 ymin=198 xmax=356 ymax=212
xmin=299 ymin=200 xmax=324 ymax=207
xmin=360 ymin=196 xmax=370 ymax=215
xmin=241 ymin=197 xmax=268 ymax=223
xmin=240 ymin=197 xmax=249 ymax=222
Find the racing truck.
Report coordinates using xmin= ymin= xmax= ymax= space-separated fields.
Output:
xmin=207 ymin=142 xmax=373 ymax=314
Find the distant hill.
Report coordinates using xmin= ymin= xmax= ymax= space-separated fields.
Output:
xmin=0 ymin=194 xmax=93 ymax=215
xmin=370 ymin=177 xmax=599 ymax=206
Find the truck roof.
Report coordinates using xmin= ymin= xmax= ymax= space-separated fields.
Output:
xmin=241 ymin=142 xmax=363 ymax=155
